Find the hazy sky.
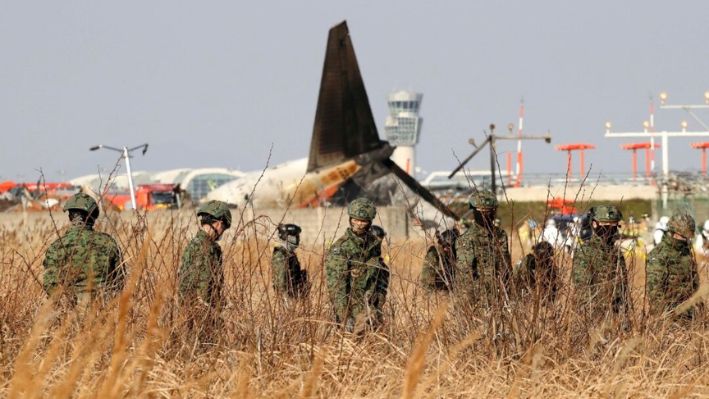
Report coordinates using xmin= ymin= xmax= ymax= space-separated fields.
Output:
xmin=2 ymin=1 xmax=709 ymax=182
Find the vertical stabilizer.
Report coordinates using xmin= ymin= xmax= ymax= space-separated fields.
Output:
xmin=307 ymin=21 xmax=384 ymax=173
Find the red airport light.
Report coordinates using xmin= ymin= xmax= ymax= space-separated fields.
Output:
xmin=691 ymin=142 xmax=709 ymax=176
xmin=620 ymin=142 xmax=661 ymax=179
xmin=555 ymin=143 xmax=595 ymax=180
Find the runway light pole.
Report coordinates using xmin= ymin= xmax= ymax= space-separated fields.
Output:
xmin=604 ymin=118 xmax=709 ymax=208
xmin=90 ymin=143 xmax=149 ymax=210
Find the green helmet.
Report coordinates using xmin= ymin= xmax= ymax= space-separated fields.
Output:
xmin=468 ymin=190 xmax=498 ymax=209
xmin=348 ymin=197 xmax=376 ymax=221
xmin=197 ymin=200 xmax=232 ymax=229
xmin=667 ymin=213 xmax=695 ymax=239
xmin=63 ymin=193 xmax=99 ymax=215
xmin=591 ymin=205 xmax=622 ymax=223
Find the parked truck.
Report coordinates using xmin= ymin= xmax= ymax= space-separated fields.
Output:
xmin=106 ymin=184 xmax=181 ymax=211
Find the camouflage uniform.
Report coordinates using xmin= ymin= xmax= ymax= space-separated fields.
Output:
xmin=514 ymin=241 xmax=558 ymax=303
xmin=43 ymin=193 xmax=124 ymax=306
xmin=455 ymin=191 xmax=512 ymax=305
xmin=178 ymin=200 xmax=231 ymax=339
xmin=179 ymin=229 xmax=224 ymax=307
xmin=420 ymin=229 xmax=458 ymax=291
xmin=646 ymin=213 xmax=700 ymax=317
xmin=272 ymin=223 xmax=309 ymax=298
xmin=325 ymin=198 xmax=389 ymax=332
xmin=572 ymin=205 xmax=630 ymax=316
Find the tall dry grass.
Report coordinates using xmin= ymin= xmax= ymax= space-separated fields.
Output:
xmin=0 ymin=208 xmax=707 ymax=398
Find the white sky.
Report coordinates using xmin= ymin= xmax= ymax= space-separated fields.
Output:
xmin=2 ymin=0 xmax=709 ymax=181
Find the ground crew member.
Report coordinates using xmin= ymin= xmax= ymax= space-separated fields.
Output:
xmin=515 ymin=241 xmax=558 ymax=303
xmin=646 ymin=213 xmax=701 ymax=318
xmin=572 ymin=205 xmax=630 ymax=319
xmin=178 ymin=200 xmax=231 ymax=339
xmin=420 ymin=228 xmax=459 ymax=291
xmin=455 ymin=190 xmax=512 ymax=305
xmin=43 ymin=193 xmax=124 ymax=307
xmin=271 ymin=223 xmax=309 ymax=298
xmin=325 ymin=198 xmax=389 ymax=333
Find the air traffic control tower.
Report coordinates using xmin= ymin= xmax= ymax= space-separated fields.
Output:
xmin=384 ymin=90 xmax=423 ymax=176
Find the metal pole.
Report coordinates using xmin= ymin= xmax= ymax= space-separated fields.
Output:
xmin=516 ymin=99 xmax=524 ymax=187
xmin=489 ymin=124 xmax=497 ymax=193
xmin=649 ymin=100 xmax=656 ymax=173
xmin=644 ymin=148 xmax=650 ymax=178
xmin=661 ymin=133 xmax=669 ymax=209
xmin=123 ymin=146 xmax=137 ymax=210
xmin=631 ymin=149 xmax=638 ymax=179
xmin=661 ymin=132 xmax=669 ymax=181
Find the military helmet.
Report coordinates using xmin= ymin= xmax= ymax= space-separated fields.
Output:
xmin=197 ymin=200 xmax=232 ymax=228
xmin=277 ymin=223 xmax=301 ymax=240
xmin=591 ymin=205 xmax=623 ymax=223
xmin=348 ymin=197 xmax=376 ymax=221
xmin=468 ymin=190 xmax=498 ymax=209
xmin=370 ymin=225 xmax=386 ymax=240
xmin=667 ymin=213 xmax=695 ymax=239
xmin=63 ymin=193 xmax=99 ymax=215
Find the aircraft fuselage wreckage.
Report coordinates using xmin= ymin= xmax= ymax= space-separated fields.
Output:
xmin=208 ymin=21 xmax=459 ymax=220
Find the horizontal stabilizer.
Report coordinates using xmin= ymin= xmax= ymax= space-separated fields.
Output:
xmin=384 ymin=159 xmax=459 ymax=220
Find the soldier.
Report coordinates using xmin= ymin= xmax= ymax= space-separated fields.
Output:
xmin=515 ymin=241 xmax=558 ymax=303
xmin=43 ymin=193 xmax=124 ymax=308
xmin=325 ymin=198 xmax=389 ymax=333
xmin=455 ymin=190 xmax=512 ymax=305
xmin=178 ymin=200 xmax=231 ymax=339
xmin=572 ymin=205 xmax=630 ymax=319
xmin=271 ymin=223 xmax=309 ymax=298
xmin=420 ymin=228 xmax=459 ymax=291
xmin=646 ymin=213 xmax=701 ymax=318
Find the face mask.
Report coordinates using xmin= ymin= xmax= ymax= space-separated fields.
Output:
xmin=594 ymin=225 xmax=618 ymax=243
xmin=473 ymin=209 xmax=496 ymax=227
xmin=285 ymin=235 xmax=299 ymax=251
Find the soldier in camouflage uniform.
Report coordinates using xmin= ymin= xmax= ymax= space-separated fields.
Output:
xmin=572 ymin=205 xmax=630 ymax=319
xmin=646 ymin=213 xmax=701 ymax=318
xmin=271 ymin=223 xmax=309 ymax=298
xmin=514 ymin=241 xmax=558 ymax=303
xmin=325 ymin=198 xmax=389 ymax=333
xmin=43 ymin=193 xmax=124 ymax=308
xmin=455 ymin=190 xmax=512 ymax=306
xmin=421 ymin=228 xmax=459 ymax=291
xmin=178 ymin=200 xmax=231 ymax=340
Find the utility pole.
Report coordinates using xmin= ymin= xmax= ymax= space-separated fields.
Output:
xmin=90 ymin=143 xmax=149 ymax=210
xmin=449 ymin=124 xmax=552 ymax=194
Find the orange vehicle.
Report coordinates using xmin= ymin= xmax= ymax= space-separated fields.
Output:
xmin=106 ymin=184 xmax=180 ymax=211
xmin=0 ymin=181 xmax=17 ymax=194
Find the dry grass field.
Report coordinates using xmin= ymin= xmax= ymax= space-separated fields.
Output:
xmin=0 ymin=209 xmax=707 ymax=398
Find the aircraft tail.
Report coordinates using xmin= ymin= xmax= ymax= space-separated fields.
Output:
xmin=307 ymin=21 xmax=385 ymax=173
